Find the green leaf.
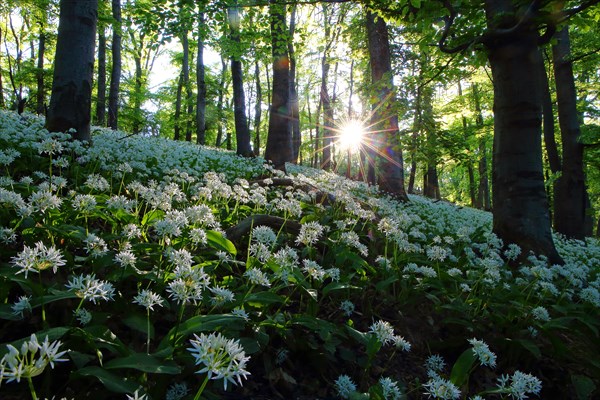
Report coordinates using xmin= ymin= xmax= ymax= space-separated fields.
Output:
xmin=141 ymin=209 xmax=165 ymax=226
xmin=0 ymin=327 xmax=70 ymax=357
xmin=572 ymin=374 xmax=597 ymax=400
xmin=207 ymin=230 xmax=237 ymax=255
xmin=75 ymin=366 xmax=139 ymax=393
xmin=410 ymin=0 xmax=422 ymax=8
xmin=104 ymin=353 xmax=182 ymax=374
xmin=514 ymin=339 xmax=541 ymax=359
xmin=450 ymin=348 xmax=476 ymax=387
xmin=245 ymin=291 xmax=285 ymax=307
xmin=323 ymin=282 xmax=360 ymax=297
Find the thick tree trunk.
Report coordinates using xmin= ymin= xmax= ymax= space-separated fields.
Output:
xmin=180 ymin=30 xmax=192 ymax=141
xmin=95 ymin=26 xmax=107 ymax=126
xmin=196 ymin=12 xmax=206 ymax=145
xmin=540 ymin=58 xmax=561 ymax=174
xmin=552 ymin=26 xmax=587 ymax=240
xmin=107 ymin=0 xmax=121 ymax=130
xmin=289 ymin=5 xmax=301 ymax=163
xmin=265 ymin=0 xmax=293 ymax=171
xmin=46 ymin=0 xmax=97 ymax=141
xmin=319 ymin=5 xmax=333 ymax=171
xmin=484 ymin=0 xmax=562 ymax=264
xmin=229 ymin=4 xmax=252 ymax=156
xmin=365 ymin=10 xmax=408 ymax=200
xmin=35 ymin=29 xmax=46 ymax=115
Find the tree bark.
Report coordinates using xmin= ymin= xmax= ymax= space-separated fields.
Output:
xmin=484 ymin=0 xmax=562 ymax=264
xmin=46 ymin=0 xmax=97 ymax=141
xmin=174 ymin=70 xmax=184 ymax=141
xmin=552 ymin=26 xmax=587 ymax=240
xmin=319 ymin=4 xmax=333 ymax=171
xmin=472 ymin=83 xmax=490 ymax=210
xmin=366 ymin=10 xmax=408 ymax=200
xmin=216 ymin=56 xmax=227 ymax=147
xmin=0 ymin=27 xmax=4 ymax=108
xmin=35 ymin=26 xmax=46 ymax=115
xmin=253 ymin=59 xmax=262 ymax=154
xmin=196 ymin=12 xmax=206 ymax=145
xmin=265 ymin=0 xmax=293 ymax=171
xmin=95 ymin=26 xmax=107 ymax=126
xmin=289 ymin=4 xmax=301 ymax=163
xmin=229 ymin=3 xmax=252 ymax=156
xmin=107 ymin=0 xmax=121 ymax=130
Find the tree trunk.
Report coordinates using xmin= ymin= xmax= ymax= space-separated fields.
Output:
xmin=459 ymin=81 xmax=477 ymax=207
xmin=319 ymin=5 xmax=333 ymax=171
xmin=174 ymin=70 xmax=184 ymax=141
xmin=289 ymin=4 xmax=301 ymax=163
xmin=229 ymin=3 xmax=252 ymax=156
xmin=107 ymin=0 xmax=121 ymax=130
xmin=484 ymin=0 xmax=562 ymax=264
xmin=472 ymin=83 xmax=490 ymax=210
xmin=0 ymin=27 xmax=4 ymax=108
xmin=540 ymin=57 xmax=561 ymax=174
xmin=552 ymin=26 xmax=587 ymax=240
xmin=180 ymin=29 xmax=192 ymax=141
xmin=365 ymin=10 xmax=408 ymax=200
xmin=196 ymin=12 xmax=206 ymax=145
xmin=46 ymin=0 xmax=97 ymax=141
xmin=253 ymin=59 xmax=262 ymax=155
xmin=95 ymin=26 xmax=107 ymax=125
xmin=265 ymin=0 xmax=293 ymax=171
xmin=35 ymin=28 xmax=46 ymax=115
xmin=215 ymin=56 xmax=227 ymax=147
xmin=131 ymin=36 xmax=144 ymax=135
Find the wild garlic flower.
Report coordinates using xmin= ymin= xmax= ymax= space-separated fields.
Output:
xmin=379 ymin=376 xmax=403 ymax=400
xmin=0 ymin=227 xmax=17 ymax=244
xmin=28 ymin=190 xmax=62 ymax=213
xmin=72 ymin=194 xmax=97 ymax=213
xmin=423 ymin=376 xmax=461 ymax=399
xmin=115 ymin=249 xmax=136 ymax=269
xmin=167 ymin=265 xmax=210 ymax=305
xmin=126 ymin=389 xmax=147 ymax=400
xmin=11 ymin=295 xmax=32 ymax=318
xmin=11 ymin=242 xmax=66 ymax=278
xmin=334 ymin=374 xmax=357 ymax=399
xmin=187 ymin=332 xmax=250 ymax=390
xmin=496 ymin=371 xmax=542 ymax=400
xmin=468 ymin=338 xmax=497 ymax=368
xmin=369 ymin=320 xmax=395 ymax=345
xmin=0 ymin=334 xmax=68 ymax=385
xmin=302 ymin=259 xmax=326 ymax=281
xmin=65 ymin=274 xmax=115 ymax=304
xmin=133 ymin=289 xmax=164 ymax=311
xmin=530 ymin=306 xmax=550 ymax=322
xmin=84 ymin=174 xmax=110 ymax=192
xmin=340 ymin=231 xmax=368 ymax=257
xmin=252 ymin=225 xmax=277 ymax=247
xmin=340 ymin=300 xmax=355 ymax=317
xmin=210 ymin=286 xmax=235 ymax=306
xmin=74 ymin=308 xmax=92 ymax=326
xmin=425 ymin=354 xmax=446 ymax=376
xmin=393 ymin=335 xmax=412 ymax=352
xmin=504 ymin=243 xmax=522 ymax=261
xmin=165 ymin=382 xmax=189 ymax=400
xmin=37 ymin=138 xmax=64 ymax=155
xmin=166 ymin=248 xmax=194 ymax=269
xmin=122 ymin=224 xmax=142 ymax=240
xmin=296 ymin=221 xmax=324 ymax=246
xmin=249 ymin=242 xmax=272 ymax=262
xmin=189 ymin=228 xmax=208 ymax=245
xmin=244 ymin=268 xmax=271 ymax=287
xmin=231 ymin=307 xmax=250 ymax=321
xmin=84 ymin=233 xmax=108 ymax=258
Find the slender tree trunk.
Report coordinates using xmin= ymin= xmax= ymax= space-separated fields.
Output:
xmin=0 ymin=27 xmax=4 ymax=108
xmin=484 ymin=0 xmax=562 ymax=264
xmin=35 ymin=26 xmax=46 ymax=114
xmin=472 ymin=83 xmax=490 ymax=210
xmin=288 ymin=4 xmax=301 ymax=163
xmin=320 ymin=5 xmax=333 ymax=170
xmin=107 ymin=0 xmax=121 ymax=130
xmin=366 ymin=11 xmax=408 ymax=200
xmin=196 ymin=11 xmax=206 ymax=145
xmin=174 ymin=70 xmax=183 ymax=141
xmin=129 ymin=29 xmax=145 ymax=135
xmin=46 ymin=0 xmax=97 ymax=140
xmin=216 ymin=56 xmax=227 ymax=147
xmin=229 ymin=3 xmax=252 ymax=156
xmin=265 ymin=0 xmax=293 ymax=170
xmin=95 ymin=26 xmax=107 ymax=125
xmin=540 ymin=57 xmax=561 ymax=174
xmin=552 ymin=26 xmax=587 ymax=240
xmin=253 ymin=59 xmax=262 ymax=154
xmin=458 ymin=81 xmax=477 ymax=206
xmin=180 ymin=30 xmax=192 ymax=141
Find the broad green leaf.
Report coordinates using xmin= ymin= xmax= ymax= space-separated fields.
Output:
xmin=323 ymin=282 xmax=360 ymax=297
xmin=76 ymin=366 xmax=139 ymax=393
xmin=245 ymin=291 xmax=285 ymax=307
xmin=104 ymin=353 xmax=182 ymax=374
xmin=206 ymin=230 xmax=237 ymax=255
xmin=450 ymin=348 xmax=476 ymax=387
xmin=572 ymin=374 xmax=596 ymax=400
xmin=514 ymin=339 xmax=541 ymax=359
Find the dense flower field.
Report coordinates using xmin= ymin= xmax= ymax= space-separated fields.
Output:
xmin=1 ymin=109 xmax=599 ymax=400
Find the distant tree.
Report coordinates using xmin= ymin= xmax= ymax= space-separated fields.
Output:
xmin=107 ymin=0 xmax=122 ymax=130
xmin=46 ymin=0 xmax=98 ymax=141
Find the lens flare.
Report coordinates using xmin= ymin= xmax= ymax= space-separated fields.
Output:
xmin=338 ymin=120 xmax=365 ymax=152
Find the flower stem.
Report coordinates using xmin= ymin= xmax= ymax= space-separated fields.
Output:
xmin=193 ymin=375 xmax=210 ymax=400
xmin=27 ymin=376 xmax=38 ymax=400
xmin=146 ymin=308 xmax=151 ymax=354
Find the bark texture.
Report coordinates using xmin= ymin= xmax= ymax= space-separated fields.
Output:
xmin=107 ymin=0 xmax=121 ymax=130
xmin=46 ymin=0 xmax=98 ymax=141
